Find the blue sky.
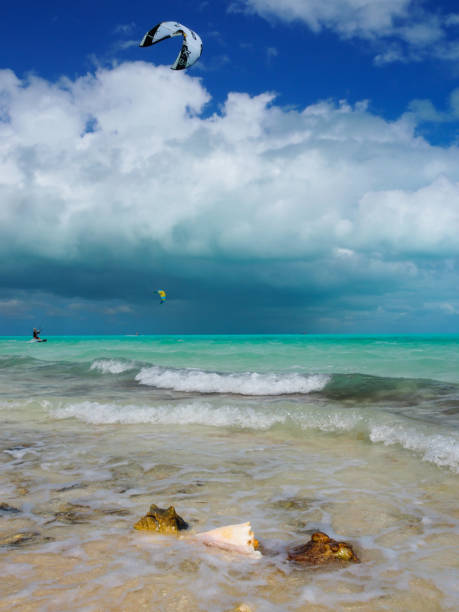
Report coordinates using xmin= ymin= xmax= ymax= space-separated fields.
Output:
xmin=1 ymin=0 xmax=459 ymax=334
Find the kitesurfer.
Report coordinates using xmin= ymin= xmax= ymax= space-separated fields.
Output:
xmin=33 ymin=328 xmax=41 ymax=340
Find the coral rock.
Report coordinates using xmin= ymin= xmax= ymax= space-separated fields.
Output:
xmin=134 ymin=504 xmax=188 ymax=535
xmin=287 ymin=531 xmax=360 ymax=565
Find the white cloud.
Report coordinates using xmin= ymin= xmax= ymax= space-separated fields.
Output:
xmin=1 ymin=62 xmax=459 ymax=305
xmin=231 ymin=0 xmax=411 ymax=36
xmin=114 ymin=23 xmax=136 ymax=35
xmin=357 ymin=176 xmax=459 ymax=255
xmin=406 ymin=88 xmax=459 ymax=123
xmin=231 ymin=0 xmax=459 ymax=63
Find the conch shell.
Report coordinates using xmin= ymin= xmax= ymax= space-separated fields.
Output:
xmin=192 ymin=522 xmax=261 ymax=558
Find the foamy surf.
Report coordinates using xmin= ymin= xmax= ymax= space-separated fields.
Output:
xmin=90 ymin=359 xmax=136 ymax=374
xmin=51 ymin=400 xmax=287 ymax=429
xmin=49 ymin=399 xmax=459 ymax=472
xmin=369 ymin=424 xmax=459 ymax=472
xmin=135 ymin=366 xmax=330 ymax=395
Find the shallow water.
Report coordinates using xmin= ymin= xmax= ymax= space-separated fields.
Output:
xmin=0 ymin=335 xmax=458 ymax=610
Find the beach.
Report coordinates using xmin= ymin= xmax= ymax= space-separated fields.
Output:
xmin=0 ymin=334 xmax=458 ymax=611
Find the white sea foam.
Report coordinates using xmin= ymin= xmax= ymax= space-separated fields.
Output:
xmin=52 ymin=401 xmax=286 ymax=429
xmin=135 ymin=366 xmax=330 ymax=395
xmin=50 ymin=400 xmax=459 ymax=472
xmin=369 ymin=424 xmax=459 ymax=472
xmin=90 ymin=359 xmax=135 ymax=374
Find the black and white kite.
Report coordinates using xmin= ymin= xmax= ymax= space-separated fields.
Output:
xmin=139 ymin=21 xmax=203 ymax=70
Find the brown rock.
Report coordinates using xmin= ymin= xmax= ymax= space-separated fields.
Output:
xmin=0 ymin=531 xmax=53 ymax=548
xmin=287 ymin=531 xmax=360 ymax=565
xmin=0 ymin=503 xmax=20 ymax=513
xmin=133 ymin=504 xmax=189 ymax=535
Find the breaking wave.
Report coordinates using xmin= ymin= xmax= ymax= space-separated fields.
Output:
xmin=135 ymin=366 xmax=330 ymax=395
xmin=90 ymin=359 xmax=136 ymax=375
xmin=51 ymin=400 xmax=459 ymax=473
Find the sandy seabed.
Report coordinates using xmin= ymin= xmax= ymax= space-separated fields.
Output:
xmin=1 ymin=412 xmax=458 ymax=611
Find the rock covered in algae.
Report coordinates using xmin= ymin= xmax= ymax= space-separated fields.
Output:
xmin=134 ymin=504 xmax=188 ymax=535
xmin=0 ymin=503 xmax=20 ymax=514
xmin=0 ymin=531 xmax=53 ymax=548
xmin=51 ymin=502 xmax=130 ymax=525
xmin=287 ymin=531 xmax=360 ymax=565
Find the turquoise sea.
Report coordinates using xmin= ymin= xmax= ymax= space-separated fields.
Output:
xmin=1 ymin=334 xmax=458 ymax=610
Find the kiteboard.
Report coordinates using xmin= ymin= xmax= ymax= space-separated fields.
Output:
xmin=30 ymin=338 xmax=47 ymax=343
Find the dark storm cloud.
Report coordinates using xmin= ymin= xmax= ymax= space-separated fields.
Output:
xmin=1 ymin=63 xmax=459 ymax=333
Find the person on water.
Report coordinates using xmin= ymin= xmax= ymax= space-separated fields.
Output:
xmin=33 ymin=328 xmax=41 ymax=339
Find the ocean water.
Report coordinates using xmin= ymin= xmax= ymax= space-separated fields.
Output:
xmin=0 ymin=334 xmax=458 ymax=611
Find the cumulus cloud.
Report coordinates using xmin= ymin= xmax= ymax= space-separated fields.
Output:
xmin=357 ymin=177 xmax=459 ymax=255
xmin=1 ymin=62 xmax=459 ymax=331
xmin=231 ymin=0 xmax=459 ymax=64
xmin=407 ymin=88 xmax=459 ymax=123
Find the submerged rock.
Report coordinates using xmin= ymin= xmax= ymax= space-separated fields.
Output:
xmin=0 ymin=503 xmax=20 ymax=514
xmin=287 ymin=531 xmax=360 ymax=565
xmin=270 ymin=497 xmax=316 ymax=511
xmin=134 ymin=504 xmax=189 ymax=535
xmin=0 ymin=531 xmax=53 ymax=548
xmin=53 ymin=503 xmax=93 ymax=524
xmin=49 ymin=502 xmax=130 ymax=525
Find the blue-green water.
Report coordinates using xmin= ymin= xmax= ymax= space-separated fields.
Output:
xmin=3 ymin=334 xmax=459 ymax=380
xmin=1 ymin=334 xmax=459 ymax=469
xmin=1 ymin=335 xmax=458 ymax=610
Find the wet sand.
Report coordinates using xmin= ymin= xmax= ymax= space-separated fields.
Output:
xmin=1 ymin=410 xmax=458 ymax=611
